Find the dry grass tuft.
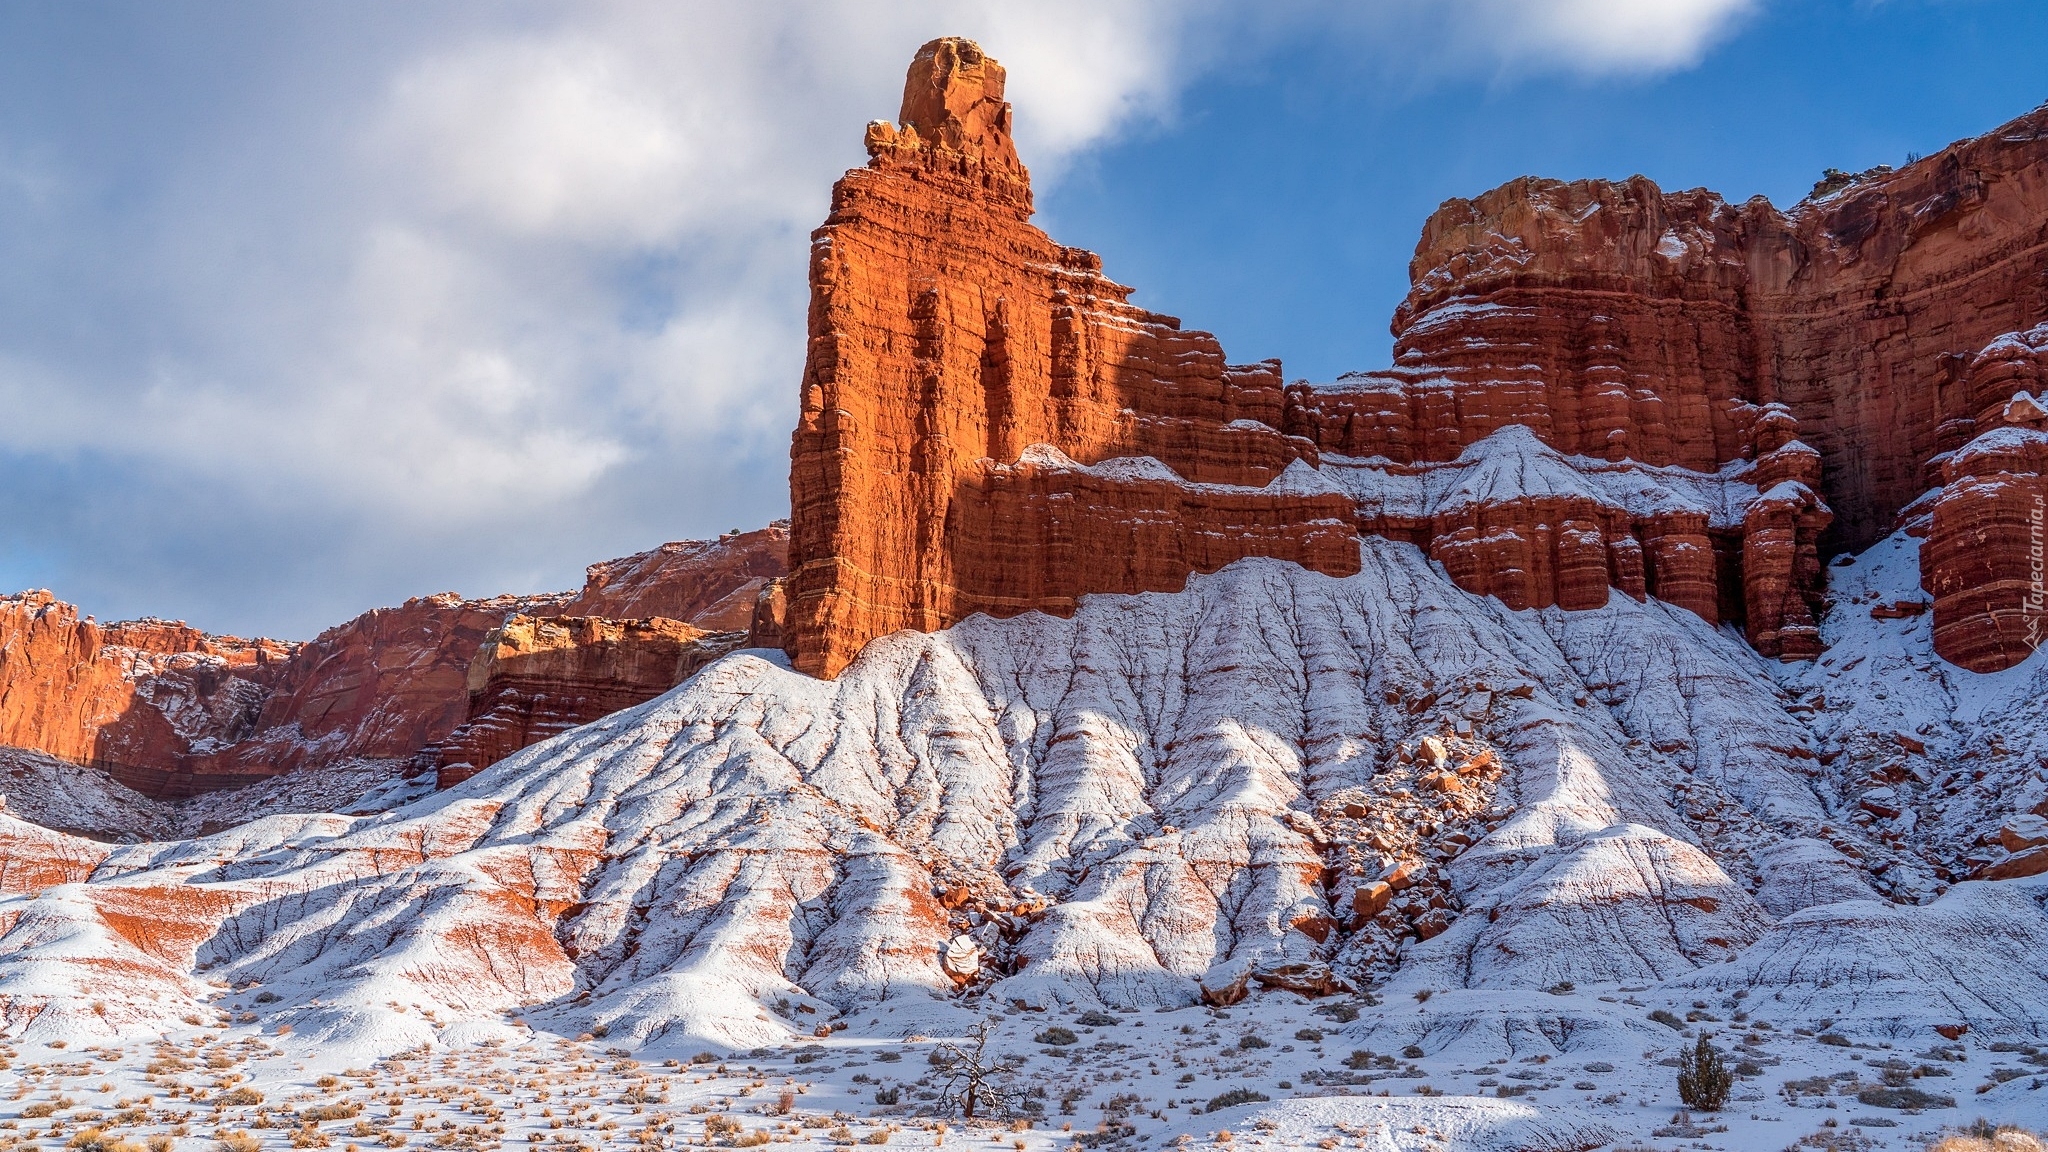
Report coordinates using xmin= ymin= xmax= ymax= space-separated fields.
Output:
xmin=1931 ymin=1126 xmax=2047 ymax=1152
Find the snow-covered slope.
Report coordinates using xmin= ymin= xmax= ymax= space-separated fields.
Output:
xmin=2 ymin=533 xmax=2046 ymax=1146
xmin=0 ymin=535 xmax=2022 ymax=1040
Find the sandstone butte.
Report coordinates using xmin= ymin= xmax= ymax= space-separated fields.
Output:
xmin=784 ymin=37 xmax=2048 ymax=678
xmin=0 ymin=525 xmax=788 ymax=798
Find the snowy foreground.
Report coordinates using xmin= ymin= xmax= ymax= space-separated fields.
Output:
xmin=0 ymin=976 xmax=2043 ymax=1152
xmin=2 ymin=534 xmax=2047 ymax=1150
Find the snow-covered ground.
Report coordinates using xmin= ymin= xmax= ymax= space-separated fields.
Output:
xmin=0 ymin=982 xmax=2040 ymax=1152
xmin=2 ymin=532 xmax=2046 ymax=1151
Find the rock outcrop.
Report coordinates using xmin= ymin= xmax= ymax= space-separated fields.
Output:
xmin=787 ymin=37 xmax=1355 ymax=678
xmin=800 ymin=39 xmax=2048 ymax=674
xmin=0 ymin=529 xmax=791 ymax=798
xmin=0 ymin=592 xmax=295 ymax=798
xmin=1922 ymin=328 xmax=2048 ymax=671
xmin=430 ymin=615 xmax=745 ymax=788
xmin=1333 ymin=123 xmax=2048 ymax=554
xmin=183 ymin=592 xmax=571 ymax=794
xmin=563 ymin=524 xmax=788 ymax=633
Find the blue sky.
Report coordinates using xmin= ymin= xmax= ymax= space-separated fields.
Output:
xmin=0 ymin=1 xmax=2042 ymax=638
xmin=1041 ymin=1 xmax=2048 ymax=381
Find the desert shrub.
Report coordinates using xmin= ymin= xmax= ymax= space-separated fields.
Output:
xmin=793 ymin=1051 xmax=823 ymax=1065
xmin=875 ymin=1051 xmax=901 ymax=1063
xmin=861 ymin=1132 xmax=890 ymax=1145
xmin=873 ymin=1088 xmax=900 ymax=1105
xmin=1817 ymin=1033 xmax=1852 ymax=1047
xmin=288 ymin=1126 xmax=330 ymax=1149
xmin=1649 ymin=1009 xmax=1686 ymax=1031
xmin=1343 ymin=1050 xmax=1376 ymax=1070
xmin=68 ymin=1128 xmax=139 ymax=1152
xmin=704 ymin=1116 xmax=743 ymax=1138
xmin=220 ymin=1089 xmax=264 ymax=1107
xmin=146 ymin=1137 xmax=175 ymax=1152
xmin=299 ymin=1104 xmax=357 ymax=1123
xmin=217 ymin=1134 xmax=261 ymax=1152
xmin=1316 ymin=1003 xmax=1360 ymax=1023
xmin=1205 ymin=1089 xmax=1268 ymax=1113
xmin=1295 ymin=1029 xmax=1323 ymax=1042
xmin=1854 ymin=1086 xmax=1954 ymax=1110
xmin=23 ymin=1103 xmax=57 ymax=1118
xmin=1075 ymin=1012 xmax=1120 ymax=1027
xmin=1929 ymin=1123 xmax=2045 ymax=1152
xmin=1401 ymin=1045 xmax=1425 ymax=1059
xmin=1034 ymin=1028 xmax=1078 ymax=1047
xmin=1237 ymin=1036 xmax=1268 ymax=1050
xmin=731 ymin=1132 xmax=769 ymax=1148
xmin=1677 ymin=1035 xmax=1732 ymax=1112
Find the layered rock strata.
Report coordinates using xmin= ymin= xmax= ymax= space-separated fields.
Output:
xmin=787 ymin=37 xmax=1353 ymax=678
xmin=1322 ymin=117 xmax=2048 ymax=552
xmin=0 ymin=530 xmax=790 ymax=797
xmin=1921 ymin=328 xmax=2048 ymax=671
xmin=800 ymin=39 xmax=2004 ymax=674
xmin=183 ymin=592 xmax=570 ymax=794
xmin=0 ymin=593 xmax=294 ymax=795
xmin=563 ymin=524 xmax=788 ymax=633
xmin=1325 ymin=419 xmax=1828 ymax=657
xmin=431 ymin=615 xmax=746 ymax=788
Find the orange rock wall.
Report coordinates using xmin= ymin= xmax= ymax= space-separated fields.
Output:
xmin=563 ymin=524 xmax=788 ymax=633
xmin=0 ymin=528 xmax=789 ymax=797
xmin=946 ymin=454 xmax=1358 ymax=615
xmin=175 ymin=592 xmax=570 ymax=795
xmin=1307 ymin=107 xmax=2048 ymax=553
xmin=1923 ymin=416 xmax=2048 ymax=673
xmin=0 ymin=592 xmax=294 ymax=797
xmin=432 ymin=615 xmax=741 ymax=788
xmin=788 ymin=38 xmax=1350 ymax=678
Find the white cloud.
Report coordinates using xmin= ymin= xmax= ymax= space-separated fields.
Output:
xmin=1480 ymin=0 xmax=1759 ymax=73
xmin=0 ymin=0 xmax=1758 ymax=634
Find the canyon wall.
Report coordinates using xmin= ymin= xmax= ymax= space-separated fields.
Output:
xmin=0 ymin=593 xmax=294 ymax=795
xmin=1310 ymin=117 xmax=2047 ymax=668
xmin=1339 ymin=113 xmax=2048 ymax=551
xmin=0 ymin=530 xmax=790 ymax=798
xmin=798 ymin=39 xmax=2009 ymax=675
xmin=787 ymin=42 xmax=2048 ymax=675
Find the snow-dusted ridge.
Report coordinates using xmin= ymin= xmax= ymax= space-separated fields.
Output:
xmin=1 ymin=534 xmax=2046 ymax=1147
xmin=1320 ymin=424 xmax=1814 ymax=531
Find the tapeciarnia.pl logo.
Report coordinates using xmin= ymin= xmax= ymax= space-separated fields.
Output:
xmin=2030 ymin=492 xmax=2045 ymax=652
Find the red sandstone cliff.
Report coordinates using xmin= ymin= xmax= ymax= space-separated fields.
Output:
xmin=0 ymin=529 xmax=791 ymax=798
xmin=0 ymin=593 xmax=294 ymax=797
xmin=788 ymin=37 xmax=1357 ymax=678
xmin=562 ymin=524 xmax=788 ymax=632
xmin=430 ymin=615 xmax=744 ymax=788
xmin=797 ymin=39 xmax=2015 ymax=675
xmin=1921 ymin=323 xmax=2048 ymax=671
xmin=1323 ymin=112 xmax=2048 ymax=553
xmin=179 ymin=591 xmax=572 ymax=794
